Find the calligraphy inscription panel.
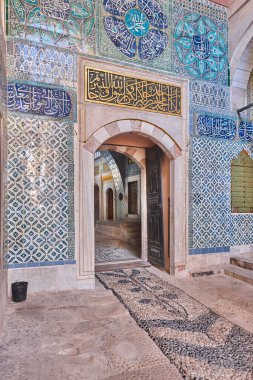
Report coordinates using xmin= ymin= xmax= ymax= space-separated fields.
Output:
xmin=197 ymin=114 xmax=236 ymax=140
xmin=8 ymin=83 xmax=72 ymax=118
xmin=239 ymin=121 xmax=253 ymax=142
xmin=85 ymin=67 xmax=182 ymax=116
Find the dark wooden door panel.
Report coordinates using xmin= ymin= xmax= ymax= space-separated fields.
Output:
xmin=146 ymin=146 xmax=164 ymax=267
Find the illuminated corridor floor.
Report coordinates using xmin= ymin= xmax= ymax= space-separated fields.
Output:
xmin=95 ymin=231 xmax=141 ymax=263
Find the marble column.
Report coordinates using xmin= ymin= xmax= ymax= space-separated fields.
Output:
xmin=77 ymin=145 xmax=95 ymax=284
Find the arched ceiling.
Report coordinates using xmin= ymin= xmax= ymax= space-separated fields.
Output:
xmin=232 ymin=38 xmax=253 ymax=90
xmin=229 ymin=0 xmax=253 ymax=86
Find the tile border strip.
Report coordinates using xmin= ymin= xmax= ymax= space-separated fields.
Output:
xmin=6 ymin=259 xmax=76 ymax=269
xmin=189 ymin=247 xmax=230 ymax=255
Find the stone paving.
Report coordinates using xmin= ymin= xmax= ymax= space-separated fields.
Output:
xmin=95 ymin=232 xmax=141 ymax=263
xmin=97 ymin=269 xmax=253 ymax=380
xmin=1 ymin=269 xmax=253 ymax=380
xmin=0 ymin=285 xmax=182 ymax=380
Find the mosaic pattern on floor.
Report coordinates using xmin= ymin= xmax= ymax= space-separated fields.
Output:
xmin=95 ymin=232 xmax=140 ymax=263
xmin=96 ymin=268 xmax=253 ymax=380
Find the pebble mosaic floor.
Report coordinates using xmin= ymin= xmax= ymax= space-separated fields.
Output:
xmin=95 ymin=232 xmax=141 ymax=263
xmin=96 ymin=268 xmax=253 ymax=380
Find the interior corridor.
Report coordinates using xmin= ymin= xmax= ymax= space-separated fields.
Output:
xmin=95 ymin=230 xmax=141 ymax=263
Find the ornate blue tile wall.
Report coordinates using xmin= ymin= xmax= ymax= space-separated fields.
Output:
xmin=4 ymin=0 xmax=253 ymax=265
xmin=189 ymin=138 xmax=253 ymax=249
xmin=5 ymin=0 xmax=77 ymax=265
xmin=5 ymin=115 xmax=75 ymax=265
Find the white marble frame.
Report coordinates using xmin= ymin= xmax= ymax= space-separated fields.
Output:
xmin=76 ymin=58 xmax=189 ymax=286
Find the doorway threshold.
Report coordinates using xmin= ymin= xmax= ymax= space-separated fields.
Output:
xmin=95 ymin=259 xmax=150 ymax=272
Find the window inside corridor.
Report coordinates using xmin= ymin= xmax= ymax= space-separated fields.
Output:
xmin=128 ymin=181 xmax=138 ymax=215
xmin=231 ymin=150 xmax=253 ymax=213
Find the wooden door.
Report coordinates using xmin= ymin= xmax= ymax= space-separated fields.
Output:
xmin=94 ymin=184 xmax=99 ymax=222
xmin=146 ymin=146 xmax=164 ymax=267
xmin=107 ymin=188 xmax=113 ymax=220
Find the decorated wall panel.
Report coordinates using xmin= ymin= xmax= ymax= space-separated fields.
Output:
xmin=7 ymin=81 xmax=77 ymax=121
xmin=4 ymin=0 xmax=253 ymax=265
xmin=6 ymin=0 xmax=95 ymax=53
xmin=189 ymin=138 xmax=253 ymax=250
xmin=172 ymin=0 xmax=228 ymax=85
xmin=194 ymin=113 xmax=236 ymax=140
xmin=7 ymin=40 xmax=77 ymax=87
xmin=85 ymin=67 xmax=181 ymax=115
xmin=190 ymin=80 xmax=230 ymax=113
xmin=97 ymin=0 xmax=172 ymax=71
xmin=5 ymin=115 xmax=74 ymax=265
xmin=6 ymin=0 xmax=229 ymax=83
xmin=8 ymin=83 xmax=72 ymax=118
xmin=231 ymin=151 xmax=253 ymax=214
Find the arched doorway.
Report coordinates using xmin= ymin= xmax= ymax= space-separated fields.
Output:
xmin=94 ymin=184 xmax=99 ymax=223
xmin=94 ymin=151 xmax=142 ymax=265
xmin=106 ymin=188 xmax=113 ymax=220
xmin=78 ymin=118 xmax=188 ymax=282
xmin=76 ymin=59 xmax=188 ymax=286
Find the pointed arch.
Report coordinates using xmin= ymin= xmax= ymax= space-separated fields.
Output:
xmin=84 ymin=119 xmax=181 ymax=160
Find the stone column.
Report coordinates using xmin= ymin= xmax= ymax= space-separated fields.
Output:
xmin=77 ymin=145 xmax=95 ymax=285
xmin=170 ymin=151 xmax=188 ymax=276
xmin=141 ymin=167 xmax=148 ymax=261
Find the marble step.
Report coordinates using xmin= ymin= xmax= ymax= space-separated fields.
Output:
xmin=128 ymin=238 xmax=142 ymax=246
xmin=95 ymin=259 xmax=150 ymax=272
xmin=224 ymin=264 xmax=253 ymax=285
xmin=230 ymin=255 xmax=253 ymax=271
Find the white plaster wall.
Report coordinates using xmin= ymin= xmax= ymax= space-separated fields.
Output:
xmin=188 ymin=244 xmax=253 ymax=272
xmin=7 ymin=265 xmax=94 ymax=295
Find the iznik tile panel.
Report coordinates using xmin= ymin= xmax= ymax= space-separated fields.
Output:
xmin=8 ymin=83 xmax=72 ymax=118
xmin=6 ymin=0 xmax=253 ymax=263
xmin=5 ymin=115 xmax=74 ymax=264
xmin=97 ymin=0 xmax=173 ymax=71
xmin=172 ymin=0 xmax=228 ymax=84
xmin=239 ymin=121 xmax=253 ymax=143
xmin=7 ymin=0 xmax=95 ymax=53
xmin=190 ymin=80 xmax=230 ymax=113
xmin=195 ymin=113 xmax=236 ymax=140
xmin=189 ymin=137 xmax=253 ymax=249
xmin=7 ymin=40 xmax=77 ymax=87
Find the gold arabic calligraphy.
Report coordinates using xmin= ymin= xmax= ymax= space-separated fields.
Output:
xmin=85 ymin=68 xmax=182 ymax=116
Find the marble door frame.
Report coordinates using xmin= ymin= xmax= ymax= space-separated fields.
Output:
xmin=76 ymin=58 xmax=189 ymax=287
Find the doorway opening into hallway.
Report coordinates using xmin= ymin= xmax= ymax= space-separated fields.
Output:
xmin=93 ymin=132 xmax=171 ymax=272
xmin=94 ymin=148 xmax=142 ymax=264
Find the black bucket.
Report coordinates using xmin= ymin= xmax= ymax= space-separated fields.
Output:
xmin=11 ymin=282 xmax=28 ymax=303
